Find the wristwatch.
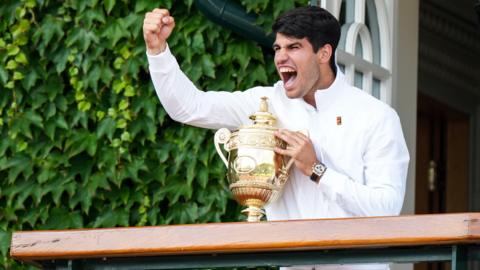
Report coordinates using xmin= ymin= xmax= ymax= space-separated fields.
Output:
xmin=310 ymin=162 xmax=327 ymax=183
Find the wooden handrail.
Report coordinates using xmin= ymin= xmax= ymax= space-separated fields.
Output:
xmin=10 ymin=213 xmax=480 ymax=264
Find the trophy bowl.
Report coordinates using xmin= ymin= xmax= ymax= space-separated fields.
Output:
xmin=214 ymin=97 xmax=293 ymax=222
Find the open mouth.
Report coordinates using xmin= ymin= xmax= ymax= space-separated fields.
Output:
xmin=279 ymin=67 xmax=297 ymax=89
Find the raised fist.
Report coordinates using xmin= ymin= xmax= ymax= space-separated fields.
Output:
xmin=143 ymin=8 xmax=175 ymax=55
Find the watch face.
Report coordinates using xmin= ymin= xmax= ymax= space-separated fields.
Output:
xmin=314 ymin=163 xmax=325 ymax=174
xmin=310 ymin=163 xmax=326 ymax=182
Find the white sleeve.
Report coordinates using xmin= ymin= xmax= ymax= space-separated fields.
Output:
xmin=318 ymin=108 xmax=410 ymax=216
xmin=147 ymin=45 xmax=269 ymax=130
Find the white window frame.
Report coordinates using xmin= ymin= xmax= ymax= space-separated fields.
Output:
xmin=317 ymin=0 xmax=393 ymax=105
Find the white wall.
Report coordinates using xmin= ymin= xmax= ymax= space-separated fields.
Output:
xmin=389 ymin=0 xmax=419 ymax=269
xmin=389 ymin=0 xmax=418 ymax=215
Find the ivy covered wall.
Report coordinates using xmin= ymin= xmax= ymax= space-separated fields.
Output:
xmin=0 ymin=0 xmax=307 ymax=268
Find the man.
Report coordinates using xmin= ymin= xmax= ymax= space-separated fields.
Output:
xmin=143 ymin=6 xmax=409 ymax=270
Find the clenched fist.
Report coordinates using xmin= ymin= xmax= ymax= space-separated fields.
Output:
xmin=143 ymin=9 xmax=175 ymax=55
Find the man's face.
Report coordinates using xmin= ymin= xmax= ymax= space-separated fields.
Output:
xmin=273 ymin=33 xmax=323 ymax=100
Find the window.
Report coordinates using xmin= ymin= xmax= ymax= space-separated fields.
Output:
xmin=316 ymin=0 xmax=392 ymax=103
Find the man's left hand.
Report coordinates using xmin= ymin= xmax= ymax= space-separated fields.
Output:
xmin=274 ymin=129 xmax=318 ymax=177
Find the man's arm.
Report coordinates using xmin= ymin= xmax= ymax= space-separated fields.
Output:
xmin=148 ymin=46 xmax=268 ymax=130
xmin=143 ymin=9 xmax=269 ymax=130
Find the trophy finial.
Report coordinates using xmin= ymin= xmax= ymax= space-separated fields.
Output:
xmin=249 ymin=97 xmax=276 ymax=126
xmin=260 ymin=96 xmax=268 ymax=112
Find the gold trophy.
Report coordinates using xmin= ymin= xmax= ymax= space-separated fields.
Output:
xmin=214 ymin=97 xmax=294 ymax=222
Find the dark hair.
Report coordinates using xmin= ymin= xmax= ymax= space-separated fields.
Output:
xmin=272 ymin=6 xmax=341 ymax=72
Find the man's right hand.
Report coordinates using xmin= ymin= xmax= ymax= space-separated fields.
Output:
xmin=143 ymin=9 xmax=175 ymax=55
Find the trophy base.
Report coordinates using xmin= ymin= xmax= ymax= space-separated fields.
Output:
xmin=241 ymin=199 xmax=265 ymax=222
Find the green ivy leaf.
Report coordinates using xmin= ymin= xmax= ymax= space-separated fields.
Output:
xmin=38 ymin=166 xmax=56 ymax=184
xmin=6 ymin=44 xmax=19 ymax=56
xmin=134 ymin=0 xmax=158 ymax=12
xmin=100 ymin=64 xmax=114 ymax=84
xmin=66 ymin=28 xmax=94 ymax=52
xmin=14 ymin=52 xmax=28 ymax=65
xmin=104 ymin=0 xmax=116 ymax=15
xmin=101 ymin=18 xmax=129 ymax=47
xmin=6 ymin=60 xmax=17 ymax=70
xmin=273 ymin=1 xmax=295 ymax=18
xmin=118 ymin=99 xmax=129 ymax=110
xmin=55 ymin=114 xmax=69 ymax=130
xmin=124 ymin=157 xmax=147 ymax=183
xmin=23 ymin=206 xmax=48 ymax=227
xmin=192 ymin=32 xmax=205 ymax=52
xmin=34 ymin=15 xmax=65 ymax=50
xmin=65 ymin=131 xmax=97 ymax=157
xmin=0 ymin=230 xmax=11 ymax=257
xmin=9 ymin=110 xmax=44 ymax=139
xmin=186 ymin=158 xmax=196 ymax=185
xmin=226 ymin=42 xmax=250 ymax=69
xmin=0 ymin=65 xmax=7 ymax=84
xmin=52 ymin=47 xmax=70 ymax=73
xmin=197 ymin=165 xmax=209 ymax=189
xmin=93 ymin=207 xmax=129 ymax=227
xmin=167 ymin=202 xmax=198 ymax=224
xmin=124 ymin=85 xmax=135 ymax=97
xmin=249 ymin=65 xmax=268 ymax=84
xmin=24 ymin=110 xmax=44 ymax=128
xmin=201 ymin=54 xmax=215 ymax=78
xmin=129 ymin=115 xmax=156 ymax=142
xmin=2 ymin=155 xmax=31 ymax=184
xmin=40 ymin=208 xmax=84 ymax=229
xmin=78 ymin=101 xmax=91 ymax=111
xmin=13 ymin=71 xmax=24 ymax=80
xmin=168 ymin=180 xmax=193 ymax=206
xmin=97 ymin=117 xmax=116 ymax=140
xmin=44 ymin=119 xmax=57 ymax=140
xmin=22 ymin=68 xmax=38 ymax=90
xmin=0 ymin=138 xmax=13 ymax=158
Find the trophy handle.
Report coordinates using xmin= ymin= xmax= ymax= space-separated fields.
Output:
xmin=214 ymin=128 xmax=231 ymax=167
xmin=285 ymin=157 xmax=295 ymax=171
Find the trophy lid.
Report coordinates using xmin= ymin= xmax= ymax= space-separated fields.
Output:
xmin=248 ymin=97 xmax=276 ymax=127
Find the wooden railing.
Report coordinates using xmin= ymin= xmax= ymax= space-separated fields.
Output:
xmin=10 ymin=213 xmax=480 ymax=269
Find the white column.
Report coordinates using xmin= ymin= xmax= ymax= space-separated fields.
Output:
xmin=390 ymin=0 xmax=419 ymax=269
